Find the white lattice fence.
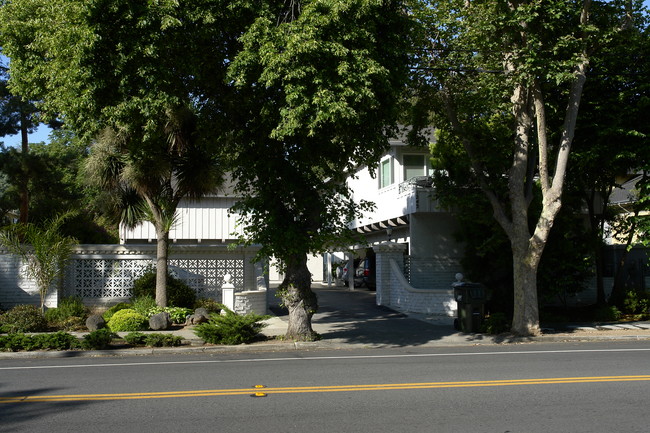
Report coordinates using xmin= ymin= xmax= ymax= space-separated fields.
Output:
xmin=60 ymin=244 xmax=261 ymax=306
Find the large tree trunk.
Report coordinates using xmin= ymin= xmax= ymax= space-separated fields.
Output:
xmin=155 ymin=226 xmax=169 ymax=307
xmin=280 ymin=253 xmax=318 ymax=341
xmin=511 ymin=237 xmax=542 ymax=336
xmin=19 ymin=111 xmax=29 ymax=224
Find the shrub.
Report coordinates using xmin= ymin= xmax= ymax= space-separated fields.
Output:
xmin=194 ymin=298 xmax=225 ymax=313
xmin=32 ymin=331 xmax=80 ymax=350
xmin=595 ymin=305 xmax=622 ymax=322
xmin=623 ymin=291 xmax=650 ymax=316
xmin=144 ymin=333 xmax=182 ymax=347
xmin=123 ymin=331 xmax=183 ymax=347
xmin=0 ymin=333 xmax=32 ymax=351
xmin=123 ymin=332 xmax=147 ymax=345
xmin=157 ymin=307 xmax=192 ymax=324
xmin=480 ymin=312 xmax=511 ymax=334
xmin=0 ymin=304 xmax=48 ymax=333
xmin=102 ymin=302 xmax=132 ymax=322
xmin=106 ymin=309 xmax=148 ymax=332
xmin=45 ymin=296 xmax=88 ymax=330
xmin=45 ymin=296 xmax=87 ymax=322
xmin=81 ymin=328 xmax=113 ymax=350
xmin=0 ymin=332 xmax=80 ymax=351
xmin=194 ymin=309 xmax=269 ymax=345
xmin=131 ymin=269 xmax=196 ymax=308
xmin=131 ymin=296 xmax=157 ymax=316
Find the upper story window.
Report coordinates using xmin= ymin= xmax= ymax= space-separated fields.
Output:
xmin=379 ymin=157 xmax=393 ymax=189
xmin=403 ymin=154 xmax=428 ymax=180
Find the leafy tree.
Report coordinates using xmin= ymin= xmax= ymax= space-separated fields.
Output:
xmin=0 ymin=0 xmax=228 ymax=306
xmin=0 ymin=213 xmax=77 ymax=313
xmin=0 ymin=60 xmax=38 ymax=223
xmin=570 ymin=12 xmax=650 ymax=306
xmin=227 ymin=0 xmax=413 ymax=340
xmin=412 ymin=0 xmax=641 ymax=335
xmin=0 ymin=59 xmax=62 ymax=223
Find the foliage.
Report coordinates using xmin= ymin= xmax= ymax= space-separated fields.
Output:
xmin=131 ymin=296 xmax=158 ymax=316
xmin=410 ymin=0 xmax=645 ymax=335
xmin=594 ymin=305 xmax=623 ymax=322
xmin=80 ymin=328 xmax=113 ymax=350
xmin=0 ymin=331 xmax=80 ymax=352
xmin=194 ymin=298 xmax=226 ymax=314
xmin=0 ymin=0 xmax=228 ymax=307
xmin=131 ymin=269 xmax=196 ymax=308
xmin=146 ymin=307 xmax=193 ymax=324
xmin=0 ymin=304 xmax=48 ymax=333
xmin=123 ymin=331 xmax=182 ymax=347
xmin=123 ymin=332 xmax=147 ymax=346
xmin=144 ymin=333 xmax=182 ymax=347
xmin=623 ymin=291 xmax=650 ymax=317
xmin=106 ymin=309 xmax=148 ymax=332
xmin=194 ymin=309 xmax=269 ymax=345
xmin=102 ymin=302 xmax=132 ymax=322
xmin=227 ymin=0 xmax=413 ymax=339
xmin=480 ymin=313 xmax=511 ymax=335
xmin=0 ymin=212 xmax=77 ymax=312
xmin=44 ymin=296 xmax=87 ymax=323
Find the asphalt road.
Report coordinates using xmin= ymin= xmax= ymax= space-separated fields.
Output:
xmin=1 ymin=341 xmax=649 ymax=432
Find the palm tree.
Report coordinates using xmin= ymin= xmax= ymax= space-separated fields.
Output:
xmin=0 ymin=212 xmax=77 ymax=313
xmin=84 ymin=106 xmax=223 ymax=307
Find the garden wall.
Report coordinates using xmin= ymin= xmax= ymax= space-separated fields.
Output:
xmin=0 ymin=244 xmax=266 ymax=309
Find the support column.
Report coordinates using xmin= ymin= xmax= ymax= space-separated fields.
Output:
xmin=373 ymin=242 xmax=407 ymax=307
xmin=222 ymin=274 xmax=235 ymax=311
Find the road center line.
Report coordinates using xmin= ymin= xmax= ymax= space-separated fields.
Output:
xmin=2 ymin=375 xmax=649 ymax=403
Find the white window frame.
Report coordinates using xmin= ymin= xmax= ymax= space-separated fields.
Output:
xmin=379 ymin=157 xmax=393 ymax=189
xmin=402 ymin=154 xmax=429 ymax=181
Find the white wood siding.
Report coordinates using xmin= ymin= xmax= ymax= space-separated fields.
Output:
xmin=121 ymin=197 xmax=243 ymax=242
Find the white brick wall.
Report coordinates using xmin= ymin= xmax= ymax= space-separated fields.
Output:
xmin=373 ymin=242 xmax=457 ymax=317
xmin=0 ymin=244 xmax=266 ymax=309
xmin=0 ymin=254 xmax=58 ymax=309
xmin=234 ymin=290 xmax=267 ymax=315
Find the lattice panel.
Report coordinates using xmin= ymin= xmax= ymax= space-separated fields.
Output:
xmin=169 ymin=258 xmax=245 ymax=297
xmin=68 ymin=259 xmax=153 ymax=299
xmin=66 ymin=257 xmax=245 ymax=300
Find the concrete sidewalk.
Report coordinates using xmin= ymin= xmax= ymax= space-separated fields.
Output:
xmin=2 ymin=284 xmax=650 ymax=359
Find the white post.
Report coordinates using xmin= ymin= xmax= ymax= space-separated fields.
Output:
xmin=221 ymin=274 xmax=235 ymax=311
xmin=326 ymin=253 xmax=332 ymax=287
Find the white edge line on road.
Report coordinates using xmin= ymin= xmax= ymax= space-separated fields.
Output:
xmin=2 ymin=348 xmax=650 ymax=371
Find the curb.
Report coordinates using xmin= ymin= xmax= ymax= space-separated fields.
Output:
xmin=2 ymin=332 xmax=650 ymax=360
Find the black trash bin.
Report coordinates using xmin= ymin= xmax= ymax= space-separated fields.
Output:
xmin=453 ymin=282 xmax=490 ymax=333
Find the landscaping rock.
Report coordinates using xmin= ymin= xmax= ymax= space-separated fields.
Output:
xmin=194 ymin=308 xmax=211 ymax=319
xmin=184 ymin=312 xmax=209 ymax=326
xmin=86 ymin=314 xmax=106 ymax=331
xmin=149 ymin=312 xmax=171 ymax=330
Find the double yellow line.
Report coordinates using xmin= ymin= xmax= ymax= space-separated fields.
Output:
xmin=2 ymin=375 xmax=649 ymax=403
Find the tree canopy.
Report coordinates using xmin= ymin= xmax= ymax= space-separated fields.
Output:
xmin=412 ymin=0 xmax=645 ymax=335
xmin=226 ymin=0 xmax=413 ymax=339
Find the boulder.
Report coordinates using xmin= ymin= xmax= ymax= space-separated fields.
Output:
xmin=184 ymin=312 xmax=209 ymax=326
xmin=149 ymin=312 xmax=171 ymax=330
xmin=194 ymin=307 xmax=211 ymax=320
xmin=86 ymin=314 xmax=106 ymax=331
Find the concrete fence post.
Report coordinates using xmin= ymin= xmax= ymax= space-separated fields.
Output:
xmin=373 ymin=242 xmax=407 ymax=307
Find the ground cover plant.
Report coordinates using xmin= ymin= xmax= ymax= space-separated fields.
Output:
xmin=194 ymin=309 xmax=269 ymax=345
xmin=123 ymin=332 xmax=182 ymax=347
xmin=0 ymin=331 xmax=80 ymax=351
